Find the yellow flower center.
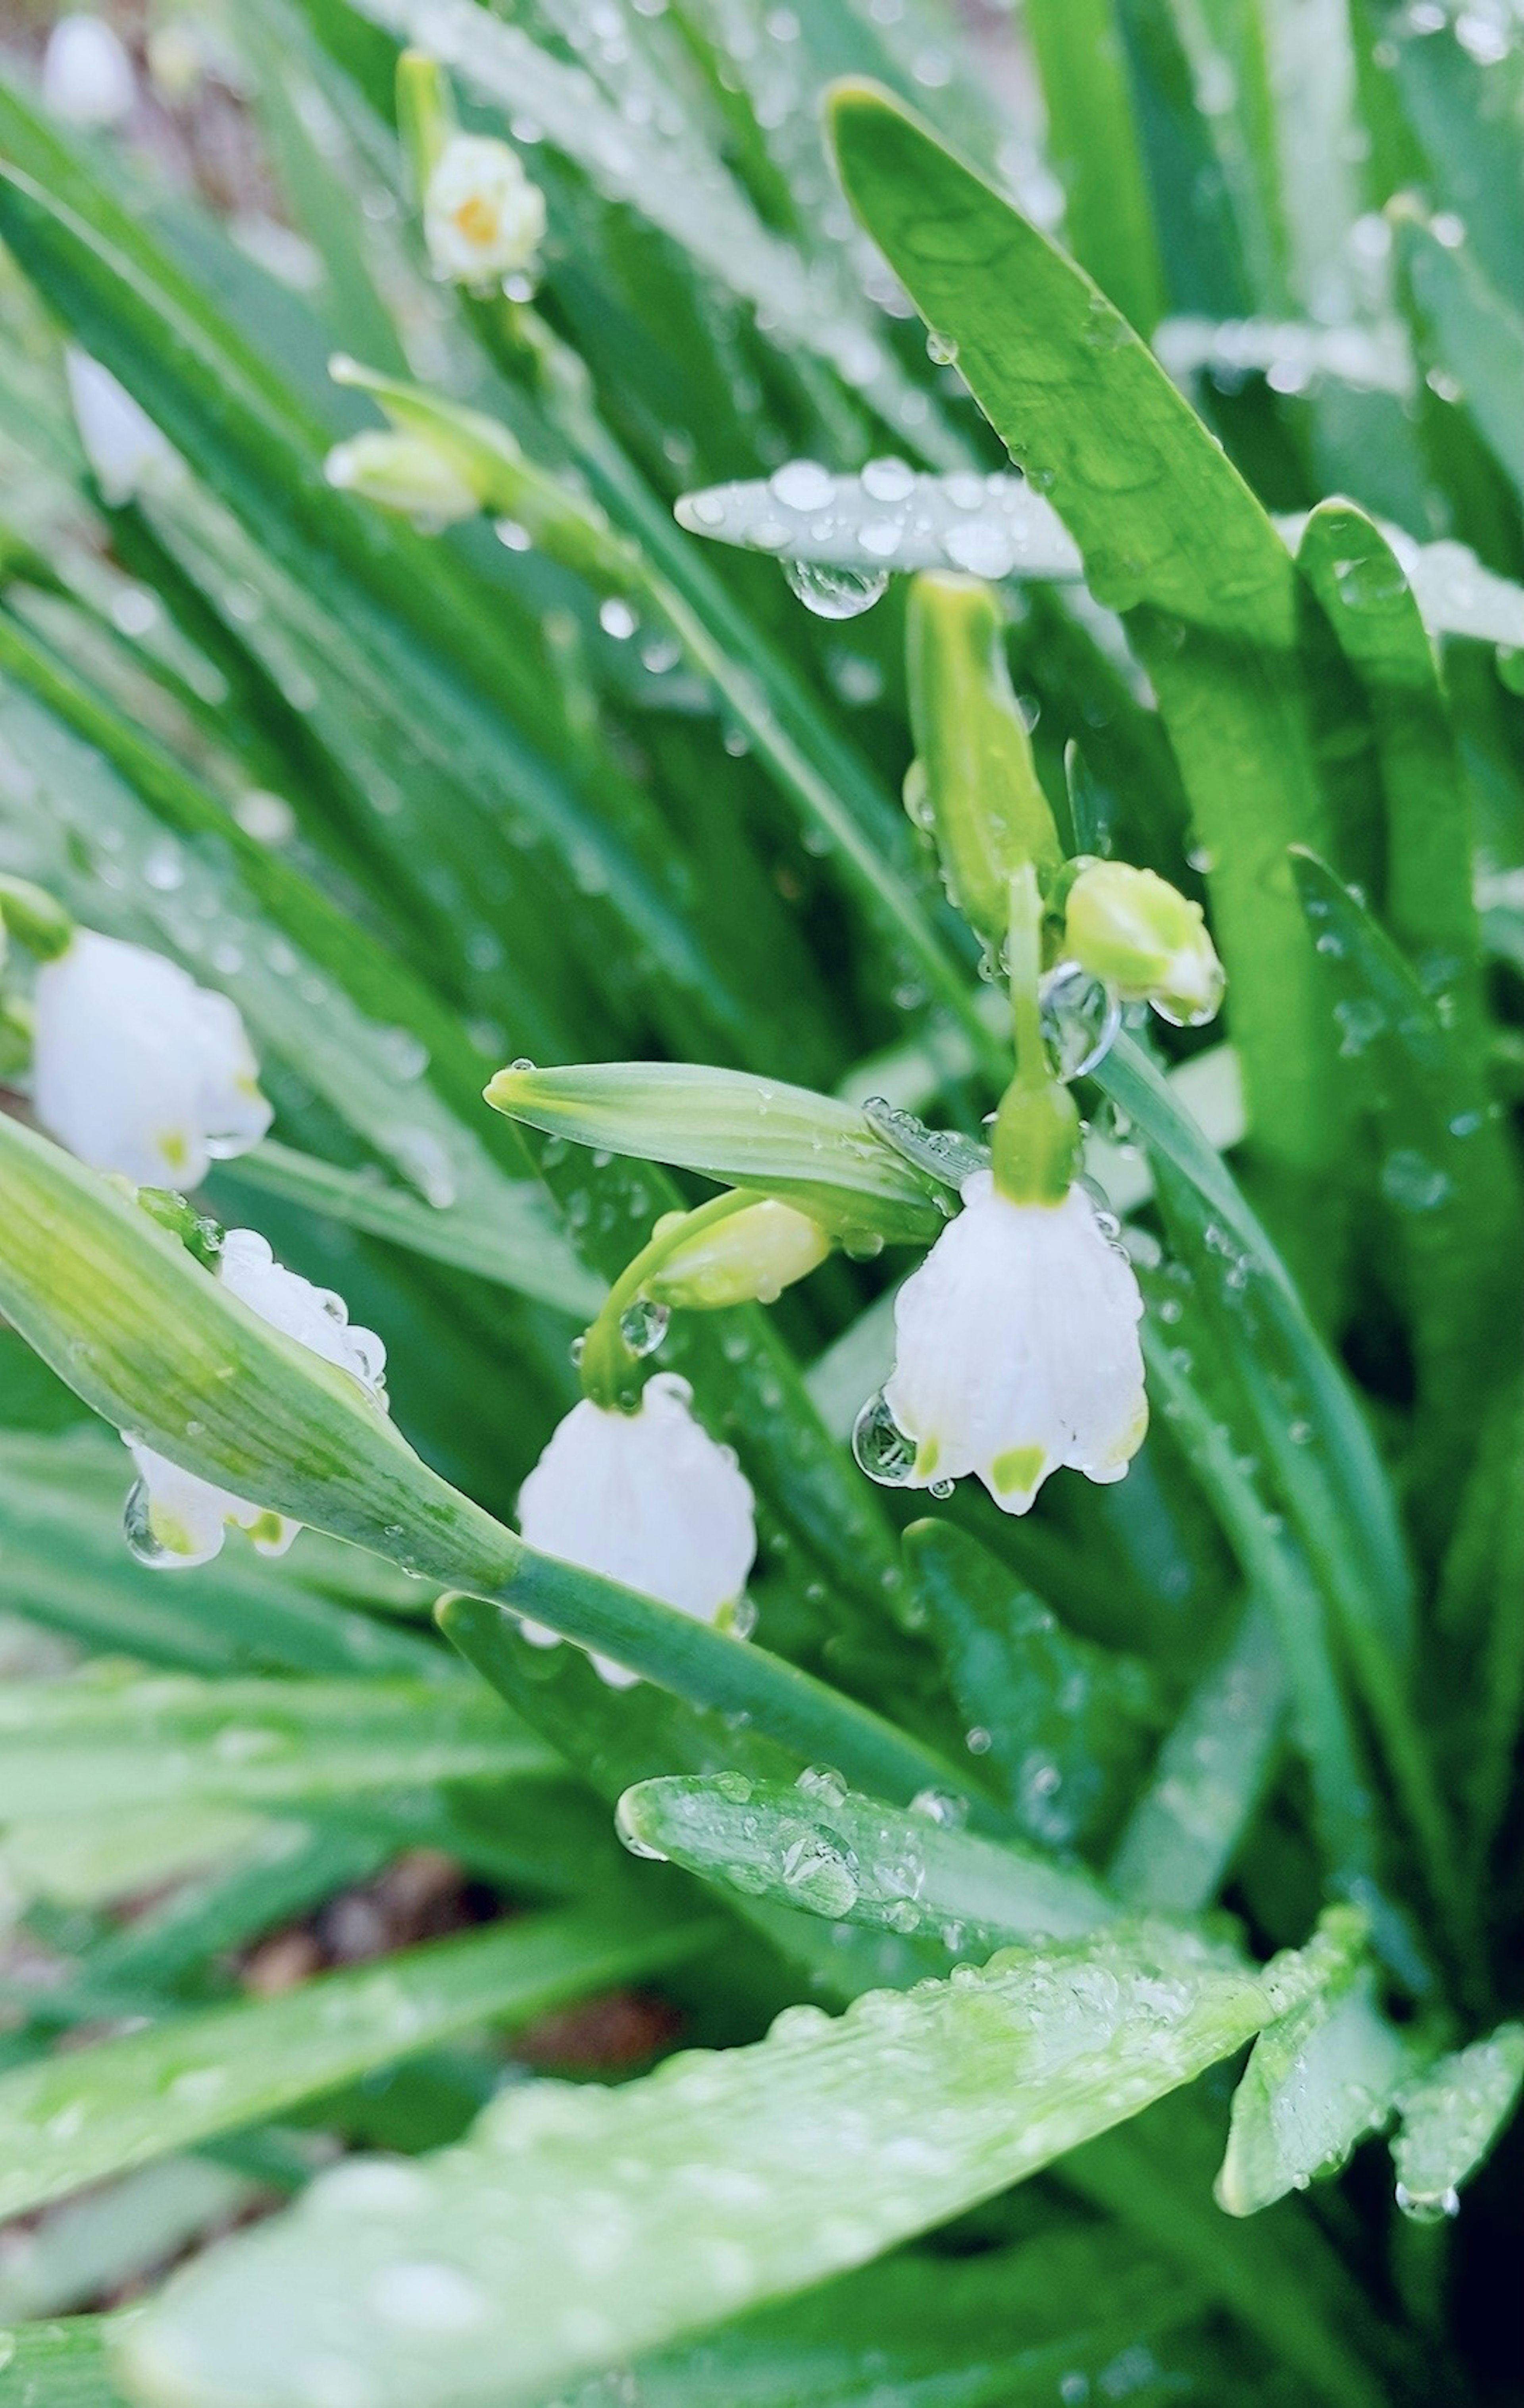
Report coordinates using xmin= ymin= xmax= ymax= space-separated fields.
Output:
xmin=452 ymin=195 xmax=501 ymax=248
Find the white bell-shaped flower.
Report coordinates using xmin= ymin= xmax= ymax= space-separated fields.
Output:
xmin=31 ymin=929 xmax=272 ymax=1187
xmin=881 ymin=1170 xmax=1147 ymax=1514
xmin=42 ymin=13 xmax=135 ymax=126
xmin=516 ymin=1372 xmax=756 ymax=1686
xmin=423 ymin=134 xmax=547 ymax=286
xmin=65 ymin=350 xmax=175 ymax=507
xmin=125 ymin=1229 xmax=388 ymax=1570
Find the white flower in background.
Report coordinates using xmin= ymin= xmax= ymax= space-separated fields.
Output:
xmin=324 ymin=431 xmax=481 ymax=526
xmin=42 ymin=12 xmax=135 ymax=126
xmin=881 ymin=1169 xmax=1147 ymax=1514
xmin=423 ymin=134 xmax=546 ymax=287
xmin=125 ymin=1229 xmax=388 ymax=1569
xmin=65 ymin=349 xmax=176 ymax=506
xmin=516 ymin=1372 xmax=756 ymax=1686
xmin=31 ymin=929 xmax=272 ymax=1187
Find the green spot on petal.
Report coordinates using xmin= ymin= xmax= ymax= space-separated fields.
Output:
xmin=991 ymin=1443 xmax=1045 ymax=1500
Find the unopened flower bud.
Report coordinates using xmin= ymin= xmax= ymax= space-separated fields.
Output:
xmin=645 ymin=1198 xmax=831 ymax=1310
xmin=423 ymin=134 xmax=546 ymax=288
xmin=1063 ymin=861 xmax=1225 ymax=1027
xmin=324 ymin=432 xmax=481 ymax=526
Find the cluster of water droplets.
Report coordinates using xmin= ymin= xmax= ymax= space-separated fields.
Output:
xmin=675 ymin=460 xmax=1084 ymax=619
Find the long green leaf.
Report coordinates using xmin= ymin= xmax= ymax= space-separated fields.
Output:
xmin=115 ymin=1921 xmax=1325 ymax=2408
xmin=1391 ymin=2023 xmax=1524 ymax=2218
xmin=0 ymin=1673 xmax=554 ymax=1820
xmin=0 ymin=1910 xmax=713 ymax=2221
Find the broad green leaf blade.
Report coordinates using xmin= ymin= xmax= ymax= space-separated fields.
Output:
xmin=0 ymin=2317 xmax=131 ymax=2408
xmin=1436 ymin=1374 xmax=1524 ymax=1857
xmin=1391 ymin=2023 xmax=1524 ymax=2218
xmin=213 ymin=1142 xmax=604 ymax=1317
xmin=1216 ymin=1915 xmax=1411 ymax=2216
xmin=117 ymin=1922 xmax=1321 ymax=2408
xmin=616 ymin=1771 xmax=1118 ymax=1947
xmin=562 ymin=2225 xmax=1207 ymax=2408
xmin=827 ymin=82 xmax=1341 ymax=1200
xmin=0 ymin=1673 xmax=554 ymax=1820
xmin=904 ymin=1521 xmax=1157 ymax=1849
xmin=1109 ymin=1601 xmax=1287 ymax=1914
xmin=485 ymin=1062 xmax=946 ymax=1244
xmin=0 ymin=1910 xmax=712 ymax=2222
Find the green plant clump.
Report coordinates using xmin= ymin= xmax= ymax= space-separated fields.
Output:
xmin=0 ymin=0 xmax=1522 ymax=2402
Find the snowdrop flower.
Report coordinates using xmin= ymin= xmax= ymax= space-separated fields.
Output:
xmin=516 ymin=1373 xmax=756 ymax=1686
xmin=325 ymin=431 xmax=481 ymax=526
xmin=1062 ymin=860 xmax=1225 ymax=1029
xmin=65 ymin=350 xmax=175 ymax=506
xmin=877 ymin=1169 xmax=1147 ymax=1514
xmin=423 ymin=134 xmax=546 ymax=287
xmin=124 ymin=1230 xmax=388 ymax=1569
xmin=31 ymin=929 xmax=271 ymax=1187
xmin=42 ymin=13 xmax=135 ymax=126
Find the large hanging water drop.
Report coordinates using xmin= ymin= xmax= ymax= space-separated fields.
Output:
xmin=783 ymin=559 xmax=889 ymax=620
xmin=851 ymin=1389 xmax=918 ymax=1486
xmin=123 ymin=1477 xmax=173 ymax=1568
xmin=1040 ymin=961 xmax=1122 ymax=1081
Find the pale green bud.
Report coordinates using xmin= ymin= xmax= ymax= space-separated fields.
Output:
xmin=0 ymin=873 xmax=73 ymax=962
xmin=1063 ymin=861 xmax=1226 ymax=1027
xmin=645 ymin=1198 xmax=831 ymax=1309
xmin=323 ymin=431 xmax=481 ymax=526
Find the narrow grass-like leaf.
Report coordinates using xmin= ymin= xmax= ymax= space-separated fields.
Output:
xmin=0 ymin=1910 xmax=713 ymax=2222
xmin=617 ymin=1771 xmax=1118 ymax=1947
xmin=1291 ymin=848 xmax=1522 ymax=1487
xmin=1026 ymin=0 xmax=1166 ymax=332
xmin=116 ymin=1921 xmax=1324 ymax=2408
xmin=485 ymin=1061 xmax=947 ymax=1243
xmin=1109 ymin=1601 xmax=1286 ymax=1913
xmin=214 ymin=1142 xmax=604 ymax=1316
xmin=1391 ymin=2023 xmax=1524 ymax=2218
xmin=0 ymin=1673 xmax=554 ymax=1820
xmin=903 ymin=1521 xmax=1157 ymax=1849
xmin=1396 ymin=204 xmax=1524 ymax=501
xmin=828 ymin=83 xmax=1342 ymax=1200
xmin=1217 ymin=1934 xmax=1412 ymax=2217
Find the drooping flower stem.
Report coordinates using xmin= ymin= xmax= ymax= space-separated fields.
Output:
xmin=990 ymin=865 xmax=1080 ymax=1207
xmin=577 ymin=1187 xmax=762 ymax=1410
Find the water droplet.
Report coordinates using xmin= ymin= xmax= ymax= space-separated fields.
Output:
xmin=1380 ymin=1148 xmax=1453 ymax=1214
xmin=1040 ymin=962 xmax=1122 ymax=1080
xmin=925 ymin=331 xmax=959 ymax=366
xmin=770 ymin=459 xmax=835 ymax=512
xmin=619 ymin=1297 xmax=670 ymax=1357
xmin=965 ymin=1726 xmax=993 ymax=1755
xmin=1333 ymin=552 xmax=1407 ymax=609
xmin=1395 ymin=2181 xmax=1460 ymax=2224
xmin=598 ymin=597 xmax=638 ymax=639
xmin=851 ymin=1390 xmax=918 ymax=1485
xmin=941 ymin=521 xmax=1017 ymax=579
xmin=911 ymin=1787 xmax=968 ymax=1828
xmin=783 ymin=559 xmax=889 ymax=619
xmin=928 ymin=1476 xmax=955 ymax=1499
xmin=861 ymin=455 xmax=916 ymax=501
xmin=123 ymin=1478 xmax=175 ymax=1567
xmin=796 ymin=1763 xmax=848 ymax=1803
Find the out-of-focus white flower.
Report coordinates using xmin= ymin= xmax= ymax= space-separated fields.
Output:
xmin=31 ymin=929 xmax=272 ymax=1187
xmin=65 ymin=349 xmax=175 ymax=506
xmin=516 ymin=1372 xmax=756 ymax=1685
xmin=325 ymin=431 xmax=481 ymax=526
xmin=42 ymin=13 xmax=135 ymax=126
xmin=880 ymin=1169 xmax=1147 ymax=1514
xmin=423 ymin=134 xmax=546 ymax=286
xmin=1062 ymin=860 xmax=1225 ymax=1029
xmin=124 ymin=1230 xmax=388 ymax=1569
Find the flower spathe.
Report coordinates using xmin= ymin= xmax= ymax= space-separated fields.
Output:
xmin=423 ymin=135 xmax=547 ymax=287
xmin=31 ymin=930 xmax=272 ymax=1188
xmin=125 ymin=1230 xmax=388 ymax=1570
xmin=882 ymin=1170 xmax=1147 ymax=1515
xmin=516 ymin=1373 xmax=756 ymax=1686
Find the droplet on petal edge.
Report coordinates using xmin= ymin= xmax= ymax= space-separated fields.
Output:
xmin=851 ymin=1389 xmax=918 ymax=1486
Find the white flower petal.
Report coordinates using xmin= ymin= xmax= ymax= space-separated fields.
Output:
xmin=884 ymin=1173 xmax=1146 ymax=1516
xmin=43 ymin=16 xmax=135 ymax=127
xmin=32 ymin=931 xmax=271 ymax=1187
xmin=65 ymin=350 xmax=174 ymax=505
xmin=423 ymin=136 xmax=546 ymax=285
xmin=123 ymin=1232 xmax=384 ymax=1568
xmin=517 ymin=1373 xmax=756 ymax=1684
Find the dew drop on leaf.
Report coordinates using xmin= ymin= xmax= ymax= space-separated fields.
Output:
xmin=782 ymin=560 xmax=890 ymax=619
